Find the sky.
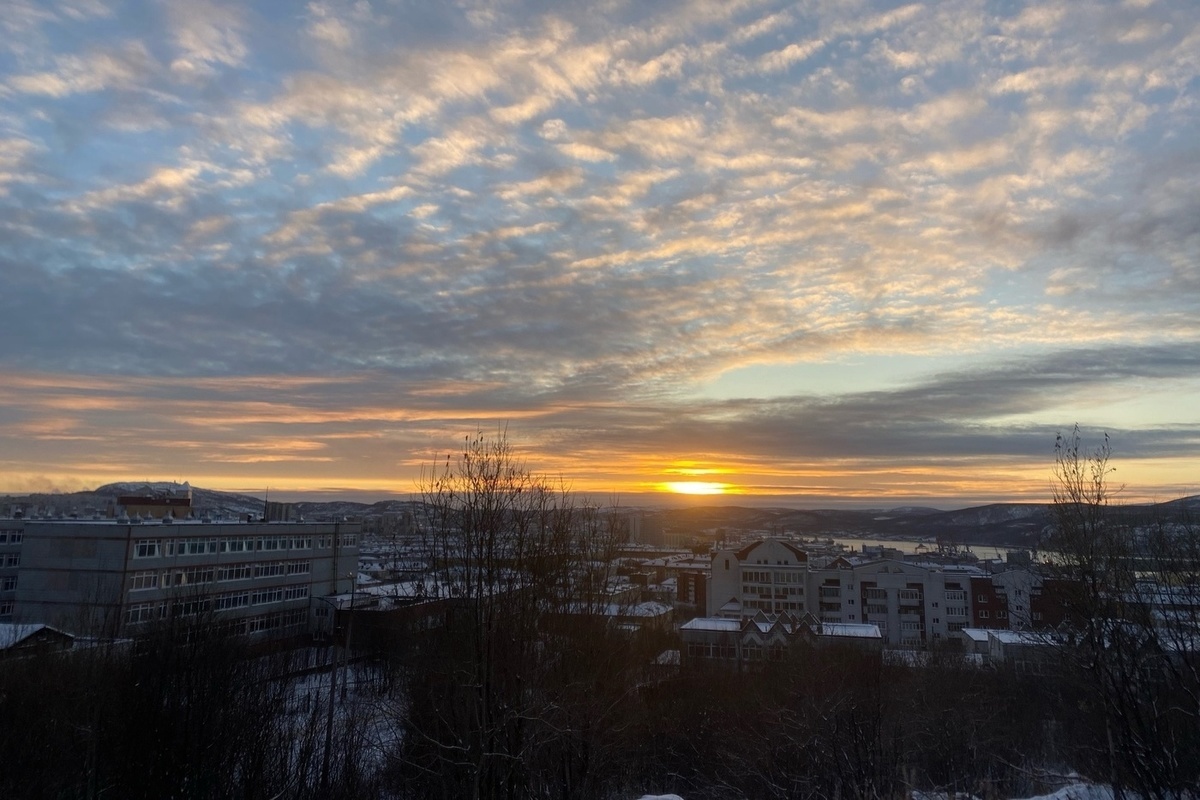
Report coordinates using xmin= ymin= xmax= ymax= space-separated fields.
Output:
xmin=0 ymin=0 xmax=1198 ymax=508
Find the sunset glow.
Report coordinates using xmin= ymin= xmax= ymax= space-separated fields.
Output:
xmin=661 ymin=482 xmax=732 ymax=497
xmin=0 ymin=1 xmax=1198 ymax=506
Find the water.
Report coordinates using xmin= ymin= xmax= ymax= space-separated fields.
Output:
xmin=824 ymin=536 xmax=1015 ymax=562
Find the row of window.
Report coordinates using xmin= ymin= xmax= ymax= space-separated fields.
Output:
xmin=742 ymin=570 xmax=804 ymax=584
xmin=129 ymin=561 xmax=313 ymax=592
xmin=742 ymin=599 xmax=804 ymax=612
xmin=0 ymin=531 xmax=23 ymax=545
xmin=124 ymin=584 xmax=312 ymax=623
xmin=133 ymin=535 xmax=356 ymax=559
xmin=743 ymin=584 xmax=802 ymax=598
xmin=214 ymin=585 xmax=311 ymax=610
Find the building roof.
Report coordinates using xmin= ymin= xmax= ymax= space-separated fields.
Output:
xmin=680 ymin=618 xmax=742 ymax=632
xmin=988 ymin=629 xmax=1056 ymax=646
xmin=818 ymin=622 xmax=883 ymax=639
xmin=734 ymin=537 xmax=808 ymax=563
xmin=0 ymin=623 xmax=73 ymax=650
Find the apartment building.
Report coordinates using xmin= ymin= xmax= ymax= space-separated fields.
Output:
xmin=709 ymin=538 xmax=810 ymax=617
xmin=808 ymin=559 xmax=978 ymax=647
xmin=0 ymin=516 xmax=359 ymax=638
xmin=706 ymin=539 xmax=980 ymax=647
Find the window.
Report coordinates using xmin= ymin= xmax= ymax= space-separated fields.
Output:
xmin=286 ymin=560 xmax=311 ymax=575
xmin=214 ymin=592 xmax=249 ymax=611
xmin=218 ymin=565 xmax=252 ymax=582
xmin=173 ymin=599 xmax=211 ymax=617
xmin=220 ymin=538 xmax=251 ymax=553
xmin=2 ymin=554 xmax=18 ymax=568
xmin=253 ymin=563 xmax=286 ymax=579
xmin=1032 ymin=611 xmax=1044 ymax=621
xmin=291 ymin=537 xmax=312 ymax=550
xmin=997 ymin=610 xmax=1008 ymax=619
xmin=181 ymin=538 xmax=217 ymax=556
xmin=251 ymin=588 xmax=284 ymax=605
xmin=247 ymin=614 xmax=281 ymax=633
xmin=129 ymin=571 xmax=158 ymax=592
xmin=182 ymin=568 xmax=214 ymax=585
xmin=948 ymin=621 xmax=966 ymax=632
xmin=283 ymin=585 xmax=310 ymax=601
xmin=281 ymin=608 xmax=307 ymax=627
xmin=124 ymin=603 xmax=159 ymax=624
xmin=0 ymin=531 xmax=22 ymax=545
xmin=133 ymin=539 xmax=160 ymax=559
xmin=1 ymin=576 xmax=16 ymax=592
xmin=338 ymin=534 xmax=357 ymax=548
xmin=0 ymin=601 xmax=13 ymax=617
xmin=979 ymin=610 xmax=990 ymax=619
xmin=977 ymin=594 xmax=989 ymax=603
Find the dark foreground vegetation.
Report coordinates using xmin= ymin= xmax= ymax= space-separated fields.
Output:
xmin=1 ymin=431 xmax=1198 ymax=799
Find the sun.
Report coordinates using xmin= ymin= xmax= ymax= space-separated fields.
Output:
xmin=661 ymin=481 xmax=730 ymax=495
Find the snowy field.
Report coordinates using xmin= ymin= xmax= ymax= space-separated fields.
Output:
xmin=634 ymin=784 xmax=1115 ymax=800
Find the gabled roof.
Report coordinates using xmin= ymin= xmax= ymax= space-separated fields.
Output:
xmin=734 ymin=538 xmax=808 ymax=562
xmin=0 ymin=623 xmax=74 ymax=650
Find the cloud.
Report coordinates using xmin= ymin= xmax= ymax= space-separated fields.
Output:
xmin=0 ymin=0 xmax=1198 ymax=501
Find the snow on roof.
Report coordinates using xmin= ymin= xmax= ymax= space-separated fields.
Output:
xmin=988 ymin=629 xmax=1057 ymax=646
xmin=960 ymin=627 xmax=991 ymax=642
xmin=680 ymin=618 xmax=742 ymax=632
xmin=818 ymin=622 xmax=882 ymax=639
xmin=627 ymin=601 xmax=672 ymax=617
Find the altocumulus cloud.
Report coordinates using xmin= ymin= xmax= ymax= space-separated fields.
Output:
xmin=0 ymin=0 xmax=1198 ymax=501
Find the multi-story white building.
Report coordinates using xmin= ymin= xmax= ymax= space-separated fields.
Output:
xmin=709 ymin=539 xmax=810 ymax=617
xmin=0 ymin=515 xmax=359 ymax=638
xmin=707 ymin=539 xmax=981 ymax=647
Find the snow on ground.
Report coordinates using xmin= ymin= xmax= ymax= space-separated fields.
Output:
xmin=912 ymin=785 xmax=1113 ymax=800
xmin=1019 ymin=786 xmax=1113 ymax=800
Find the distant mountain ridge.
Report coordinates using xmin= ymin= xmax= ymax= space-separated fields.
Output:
xmin=2 ymin=482 xmax=1196 ymax=550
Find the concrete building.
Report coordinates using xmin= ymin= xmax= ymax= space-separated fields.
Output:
xmin=0 ymin=515 xmax=359 ymax=638
xmin=706 ymin=539 xmax=977 ymax=647
xmin=710 ymin=538 xmax=810 ymax=617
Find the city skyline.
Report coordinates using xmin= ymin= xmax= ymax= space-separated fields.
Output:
xmin=1 ymin=0 xmax=1198 ymax=505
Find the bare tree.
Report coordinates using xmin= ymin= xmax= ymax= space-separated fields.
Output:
xmin=388 ymin=431 xmax=626 ymax=800
xmin=1047 ymin=426 xmax=1200 ymax=798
